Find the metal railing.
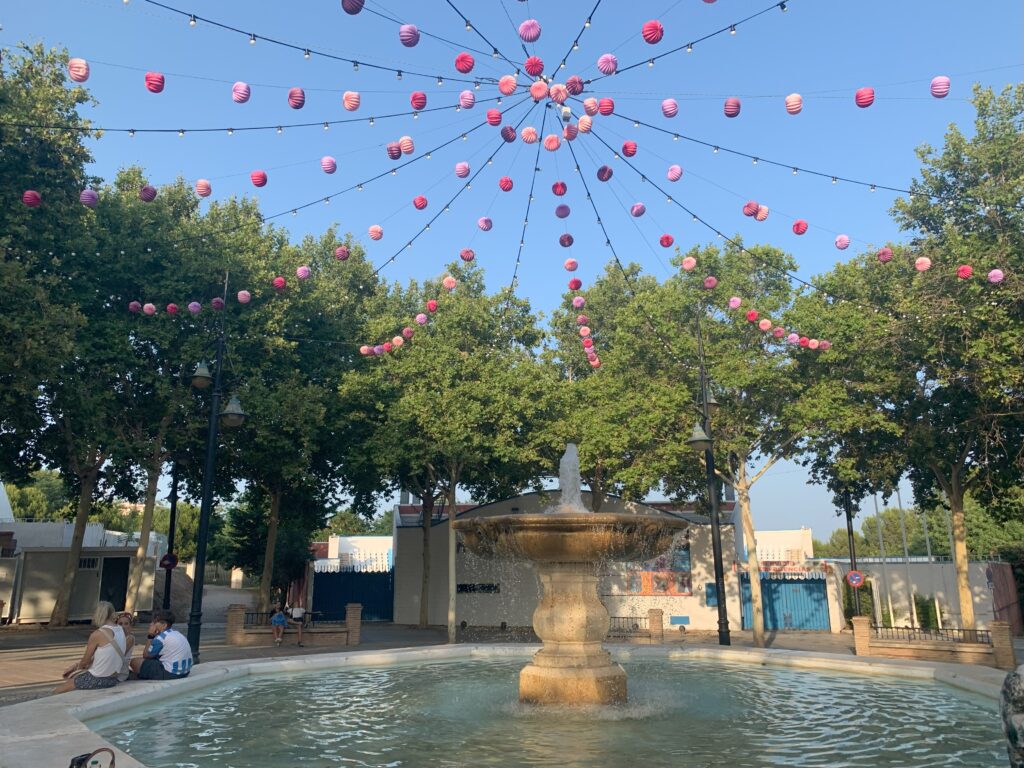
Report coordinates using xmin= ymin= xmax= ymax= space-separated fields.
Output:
xmin=608 ymin=616 xmax=649 ymax=633
xmin=872 ymin=625 xmax=992 ymax=644
xmin=243 ymin=611 xmax=345 ymax=629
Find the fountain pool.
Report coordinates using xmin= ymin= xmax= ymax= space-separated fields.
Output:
xmin=89 ymin=654 xmax=1003 ymax=767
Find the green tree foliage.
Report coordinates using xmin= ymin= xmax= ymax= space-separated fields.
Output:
xmin=5 ymin=469 xmax=72 ymax=520
xmin=318 ymin=509 xmax=393 ymax=538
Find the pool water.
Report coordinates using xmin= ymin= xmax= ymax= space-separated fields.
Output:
xmin=91 ymin=658 xmax=1003 ymax=767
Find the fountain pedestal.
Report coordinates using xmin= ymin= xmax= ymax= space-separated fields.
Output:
xmin=520 ymin=561 xmax=626 ymax=705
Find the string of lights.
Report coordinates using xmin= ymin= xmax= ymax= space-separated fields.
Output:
xmin=441 ymin=0 xmax=521 ymax=71
xmin=556 ymin=0 xmax=603 ymax=74
xmin=358 ymin=3 xmax=502 ymax=62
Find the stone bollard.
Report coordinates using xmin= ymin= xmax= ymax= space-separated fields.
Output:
xmin=346 ymin=603 xmax=363 ymax=646
xmin=647 ymin=609 xmax=664 ymax=644
xmin=851 ymin=616 xmax=872 ymax=657
xmin=225 ymin=604 xmax=247 ymax=646
xmin=991 ymin=621 xmax=1017 ymax=671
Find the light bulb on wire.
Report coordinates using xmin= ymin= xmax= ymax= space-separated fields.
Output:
xmin=188 ymin=14 xmax=196 ymax=26
xmin=249 ymin=33 xmax=256 ymax=45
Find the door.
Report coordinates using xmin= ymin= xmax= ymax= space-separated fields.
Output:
xmin=99 ymin=557 xmax=130 ymax=610
xmin=312 ymin=570 xmax=394 ymax=622
xmin=741 ymin=575 xmax=830 ymax=631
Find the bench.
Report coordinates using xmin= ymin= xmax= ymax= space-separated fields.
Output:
xmin=226 ymin=603 xmax=362 ymax=647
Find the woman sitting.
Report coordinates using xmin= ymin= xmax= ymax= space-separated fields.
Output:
xmin=115 ymin=611 xmax=136 ymax=682
xmin=53 ymin=601 xmax=127 ymax=694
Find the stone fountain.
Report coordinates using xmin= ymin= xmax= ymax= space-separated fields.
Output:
xmin=453 ymin=444 xmax=688 ymax=705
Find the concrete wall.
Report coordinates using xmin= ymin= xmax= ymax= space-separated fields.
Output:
xmin=0 ymin=557 xmax=17 ymax=619
xmin=0 ymin=521 xmax=106 ymax=549
xmin=756 ymin=528 xmax=814 ymax=562
xmin=327 ymin=535 xmax=393 ymax=569
xmin=394 ymin=494 xmax=742 ymax=632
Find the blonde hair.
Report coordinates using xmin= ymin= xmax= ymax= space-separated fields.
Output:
xmin=92 ymin=601 xmax=117 ymax=627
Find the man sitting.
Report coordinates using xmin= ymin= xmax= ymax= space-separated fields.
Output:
xmin=130 ymin=609 xmax=193 ymax=680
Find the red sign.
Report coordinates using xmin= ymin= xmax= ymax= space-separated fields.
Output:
xmin=159 ymin=553 xmax=179 ymax=570
xmin=846 ymin=570 xmax=864 ymax=588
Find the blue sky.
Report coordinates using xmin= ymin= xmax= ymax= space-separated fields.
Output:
xmin=4 ymin=0 xmax=1022 ymax=541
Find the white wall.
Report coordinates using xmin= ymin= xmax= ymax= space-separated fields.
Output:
xmin=0 ymin=521 xmax=106 ymax=549
xmin=756 ymin=528 xmax=814 ymax=562
xmin=327 ymin=535 xmax=392 ymax=569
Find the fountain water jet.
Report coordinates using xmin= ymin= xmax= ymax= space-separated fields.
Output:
xmin=453 ymin=444 xmax=688 ymax=705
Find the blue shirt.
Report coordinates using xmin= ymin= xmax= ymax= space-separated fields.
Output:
xmin=270 ymin=612 xmax=287 ymax=626
xmin=147 ymin=628 xmax=193 ymax=676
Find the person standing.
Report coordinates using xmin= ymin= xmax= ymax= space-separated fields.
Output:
xmin=288 ymin=604 xmax=306 ymax=647
xmin=53 ymin=602 xmax=126 ymax=694
xmin=130 ymin=609 xmax=193 ymax=680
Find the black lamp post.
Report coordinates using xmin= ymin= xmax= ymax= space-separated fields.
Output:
xmin=161 ymin=459 xmax=179 ymax=611
xmin=841 ymin=490 xmax=861 ymax=616
xmin=686 ymin=307 xmax=731 ymax=646
xmin=186 ymin=330 xmax=246 ymax=660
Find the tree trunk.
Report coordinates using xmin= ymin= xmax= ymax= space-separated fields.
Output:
xmin=446 ymin=469 xmax=460 ymax=644
xmin=124 ymin=462 xmax=161 ymax=614
xmin=257 ymin=490 xmax=281 ymax=613
xmin=49 ymin=468 xmax=99 ymax=626
xmin=736 ymin=463 xmax=765 ymax=648
xmin=418 ymin=489 xmax=435 ymax=628
xmin=590 ymin=466 xmax=604 ymax=512
xmin=947 ymin=488 xmax=976 ymax=630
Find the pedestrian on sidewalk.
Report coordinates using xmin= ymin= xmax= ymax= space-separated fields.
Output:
xmin=52 ymin=602 xmax=126 ymax=694
xmin=270 ymin=605 xmax=287 ymax=646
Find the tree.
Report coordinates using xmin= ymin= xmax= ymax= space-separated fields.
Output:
xmin=5 ymin=469 xmax=72 ymax=520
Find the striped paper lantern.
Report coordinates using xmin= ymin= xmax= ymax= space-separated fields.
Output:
xmin=835 ymin=234 xmax=851 ymax=250
xmin=785 ymin=93 xmax=803 ymax=115
xmin=320 ymin=156 xmax=337 ymax=174
xmin=68 ymin=58 xmax=90 ymax=83
xmin=459 ymin=90 xmax=476 ymax=109
xmin=80 ymin=189 xmax=99 ymax=208
xmin=455 ymin=161 xmax=471 ymax=178
xmin=499 ymin=176 xmax=514 ymax=192
xmin=598 ymin=98 xmax=614 ymax=116
xmin=478 ymin=217 xmax=493 ymax=231
xmin=454 ymin=52 xmax=475 ymax=73
xmin=22 ymin=190 xmax=41 ymax=207
xmin=343 ymin=91 xmax=360 ymax=111
xmin=566 ymin=76 xmax=584 ymax=95
xmin=368 ymin=225 xmax=383 ymax=241
xmin=288 ymin=87 xmax=305 ymax=109
xmin=597 ymin=53 xmax=618 ymax=75
xmin=499 ymin=75 xmax=518 ymax=95
xmin=724 ymin=97 xmax=741 ymax=117
xmin=519 ymin=19 xmax=541 ymax=42
xmin=666 ymin=164 xmax=683 ymax=182
xmin=399 ymin=136 xmax=415 ymax=154
xmin=195 ymin=179 xmax=212 ymax=197
xmin=855 ymin=87 xmax=874 ymax=108
xmin=413 ymin=195 xmax=428 ymax=210
xmin=250 ymin=170 xmax=268 ymax=187
xmin=145 ymin=72 xmax=165 ymax=93
xmin=661 ymin=98 xmax=678 ymax=118
xmin=232 ymin=81 xmax=250 ymax=103
xmin=399 ymin=24 xmax=420 ymax=47
xmin=930 ymin=76 xmax=950 ymax=98
xmin=524 ymin=56 xmax=544 ymax=77
xmin=641 ymin=20 xmax=664 ymax=44
xmin=410 ymin=91 xmax=427 ymax=110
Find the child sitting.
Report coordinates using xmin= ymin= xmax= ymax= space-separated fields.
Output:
xmin=270 ymin=605 xmax=287 ymax=646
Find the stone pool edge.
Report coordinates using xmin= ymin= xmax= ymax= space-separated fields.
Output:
xmin=0 ymin=643 xmax=1004 ymax=768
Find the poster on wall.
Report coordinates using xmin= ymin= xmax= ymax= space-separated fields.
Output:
xmin=605 ymin=534 xmax=692 ymax=596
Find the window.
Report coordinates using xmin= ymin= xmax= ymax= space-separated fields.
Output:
xmin=457 ymin=583 xmax=500 ymax=594
xmin=78 ymin=557 xmax=99 ymax=570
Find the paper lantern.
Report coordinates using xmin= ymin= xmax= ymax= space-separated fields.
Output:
xmin=915 ymin=257 xmax=932 ymax=272
xmin=569 ymin=278 xmax=583 ymax=291
xmin=660 ymin=234 xmax=674 ymax=248
xmin=835 ymin=234 xmax=850 ymax=250
xmin=530 ymin=81 xmax=549 ymax=101
xmin=792 ymin=219 xmax=808 ymax=235
xmin=427 ymin=299 xmax=438 ymax=312
xmin=755 ymin=205 xmax=769 ymax=222
xmin=373 ymin=345 xmax=384 ymax=356
xmin=661 ymin=98 xmax=678 ymax=118
xmin=273 ymin=276 xmax=287 ymax=290
xmin=758 ymin=318 xmax=772 ymax=331
xmin=773 ymin=327 xmax=786 ymax=338
xmin=728 ymin=296 xmax=742 ymax=309
xmin=80 ymin=189 xmax=98 ymax=208
xmin=190 ymin=179 xmax=211 ymax=198
xmin=342 ymin=0 xmax=364 ymax=13
xmin=597 ymin=165 xmax=613 ymax=182
xmin=459 ymin=90 xmax=476 ymax=109
xmin=564 ymin=258 xmax=579 ymax=272
xmin=555 ymin=204 xmax=571 ymax=219
xmin=799 ymin=337 xmax=809 ymax=347
xmin=560 ymin=234 xmax=575 ymax=247
xmin=552 ymin=181 xmax=568 ymax=196
xmin=578 ymin=325 xmax=590 ymax=337
xmin=808 ymin=339 xmax=820 ymax=350
xmin=667 ymin=164 xmax=683 ymax=182
xmin=250 ymin=170 xmax=268 ymax=187
xmin=524 ymin=56 xmax=544 ymax=77
xmin=392 ymin=336 xmax=404 ymax=348
xmin=642 ymin=20 xmax=664 ymax=44
xmin=442 ymin=276 xmax=457 ymax=290
xmin=724 ymin=97 xmax=741 ymax=117
xmin=521 ymin=127 xmax=538 ymax=144
xmin=343 ymin=91 xmax=360 ymax=111
xmin=630 ymin=203 xmax=646 ymax=218
xmin=819 ymin=340 xmax=832 ymax=350
xmin=320 ymin=157 xmax=337 ymax=174
xmin=703 ymin=276 xmax=718 ymax=289
xmin=399 ymin=136 xmax=415 ymax=154
xmin=187 ymin=301 xmax=201 ymax=314
xmin=382 ymin=342 xmax=393 ymax=353
xmin=232 ymin=81 xmax=250 ymax=103
xmin=399 ymin=24 xmax=420 ymax=47
xmin=785 ymin=93 xmax=802 ymax=115
xmin=583 ymin=338 xmax=594 ymax=349
xmin=499 ymin=75 xmax=518 ymax=95
xmin=410 ymin=91 xmax=427 ymax=110
xmin=566 ymin=76 xmax=584 ymax=95
xmin=855 ymin=87 xmax=875 ymax=108
xmin=583 ymin=97 xmax=599 ymax=116
xmin=578 ymin=115 xmax=593 ymax=133
xmin=622 ymin=140 xmax=638 ymax=157
xmin=572 ymin=296 xmax=586 ymax=309
xmin=930 ymin=76 xmax=950 ymax=99
xmin=486 ymin=108 xmax=502 ymax=126
xmin=876 ymin=246 xmax=893 ymax=263
xmin=501 ymin=125 xmax=516 ymax=142
xmin=455 ymin=161 xmax=471 ymax=178
xmin=143 ymin=303 xmax=156 ymax=316
xmin=478 ymin=217 xmax=493 ymax=231
xmin=359 ymin=345 xmax=371 ymax=356
xmin=576 ymin=314 xmax=589 ymax=325
xmin=288 ymin=87 xmax=305 ymax=109
xmin=745 ymin=310 xmax=759 ymax=322
xmin=519 ymin=18 xmax=541 ymax=42
xmin=145 ymin=72 xmax=165 ymax=93
xmin=564 ymin=123 xmax=578 ymax=141
xmin=296 ymin=265 xmax=311 ymax=280
xmin=742 ymin=200 xmax=759 ymax=217
xmin=334 ymin=245 xmax=350 ymax=260
xmin=787 ymin=333 xmax=799 ymax=344
xmin=543 ymin=134 xmax=561 ymax=151
xmin=455 ymin=52 xmax=475 ymax=74
xmin=597 ymin=53 xmax=618 ymax=75
xmin=68 ymin=58 xmax=90 ymax=83
xmin=369 ymin=225 xmax=384 ymax=240
xmin=415 ymin=313 xmax=428 ymax=325
xmin=988 ymin=269 xmax=1005 ymax=284
xmin=413 ymin=195 xmax=428 ymax=210
xmin=955 ymin=264 xmax=973 ymax=280
xmin=128 ymin=301 xmax=142 ymax=313
xmin=499 ymin=176 xmax=513 ymax=192
xmin=460 ymin=248 xmax=475 ymax=262
xmin=237 ymin=290 xmax=251 ymax=304
xmin=549 ymin=83 xmax=569 ymax=104
xmin=139 ymin=185 xmax=157 ymax=202
xmin=402 ymin=327 xmax=414 ymax=339
xmin=598 ymin=98 xmax=614 ymax=116
xmin=386 ymin=142 xmax=402 ymax=160
xmin=681 ymin=256 xmax=697 ymax=272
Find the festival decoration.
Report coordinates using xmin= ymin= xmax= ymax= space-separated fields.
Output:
xmin=835 ymin=234 xmax=850 ymax=250
xmin=729 ymin=297 xmax=742 ymax=309
xmin=237 ymin=290 xmax=251 ymax=304
xmin=566 ymin=76 xmax=584 ymax=95
xmin=597 ymin=165 xmax=613 ymax=181
xmin=642 ymin=20 xmax=664 ymax=44
xmin=569 ymin=278 xmax=583 ymax=290
xmin=129 ymin=301 xmax=142 ymax=313
xmin=343 ymin=91 xmax=360 ymax=111
xmin=320 ymin=157 xmax=337 ymax=174
xmin=413 ymin=195 xmax=428 ymax=210
xmin=499 ymin=75 xmax=518 ymax=94
xmin=681 ymin=256 xmax=697 ymax=271
xmin=519 ymin=19 xmax=542 ymax=43
xmin=703 ymin=276 xmax=718 ymax=289
xmin=68 ymin=58 xmax=90 ymax=82
xmin=399 ymin=136 xmax=415 ymax=154
xmin=288 ymin=87 xmax=305 ymax=109
xmin=415 ymin=313 xmax=428 ymax=324
xmin=578 ymin=115 xmax=593 ymax=133
xmin=855 ymin=87 xmax=875 ymax=108
xmin=877 ymin=246 xmax=893 ymax=263
xmin=564 ymin=123 xmax=578 ymax=141
xmin=565 ymin=258 xmax=579 ymax=271
xmin=442 ymin=275 xmax=457 ymax=290
xmin=487 ymin=108 xmax=502 ymax=126
xmin=549 ymin=84 xmax=568 ymax=104
xmin=273 ymin=276 xmax=286 ymax=290
xmin=659 ymin=234 xmax=674 ymax=247
xmin=145 ymin=72 xmax=165 ymax=93
xmin=785 ymin=93 xmax=802 ymax=114
xmin=427 ymin=299 xmax=438 ymax=312
xmin=583 ymin=97 xmax=599 ymax=116
xmin=399 ymin=24 xmax=420 ymax=47
xmin=724 ymin=97 xmax=741 ymax=117
xmin=478 ymin=217 xmax=493 ymax=230
xmin=460 ymin=248 xmax=475 ymax=262
xmin=524 ymin=56 xmax=544 ymax=77
xmin=341 ymin=0 xmax=364 ymax=13
xmin=742 ymin=200 xmax=759 ymax=217
xmin=188 ymin=301 xmax=201 ymax=314
xmin=410 ymin=91 xmax=427 ymax=110
xmin=297 ymin=265 xmax=311 ymax=279
xmin=956 ymin=264 xmax=973 ymax=279
xmin=988 ymin=269 xmax=1005 ymax=283
xmin=80 ymin=189 xmax=98 ymax=207
xmin=597 ymin=53 xmax=618 ymax=75
xmin=530 ymin=81 xmax=548 ymax=101
xmin=455 ymin=52 xmax=475 ymax=74
xmin=334 ymin=245 xmax=350 ymax=260
xmin=792 ymin=219 xmax=808 ymax=235
xmin=250 ymin=170 xmax=267 ymax=187
xmin=501 ymin=125 xmax=516 ymax=142
xmin=915 ymin=257 xmax=931 ymax=271
xmin=667 ymin=164 xmax=683 ymax=181
xmin=369 ymin=224 xmax=384 ymax=240
xmin=622 ymin=140 xmax=638 ymax=157
xmin=555 ymin=204 xmax=571 ymax=218
xmin=630 ymin=203 xmax=646 ymax=217
xmin=499 ymin=176 xmax=514 ymax=191
xmin=552 ymin=181 xmax=567 ymax=196
xmin=543 ymin=134 xmax=561 ymax=151
xmin=560 ymin=234 xmax=574 ymax=247
xmin=931 ymin=76 xmax=951 ymax=98
xmin=661 ymin=98 xmax=678 ymax=118
xmin=139 ymin=185 xmax=157 ymax=202
xmin=455 ymin=161 xmax=471 ymax=177
xmin=459 ymin=90 xmax=476 ymax=109
xmin=598 ymin=98 xmax=615 ymax=116
xmin=521 ymin=127 xmax=539 ymax=144
xmin=143 ymin=303 xmax=156 ymax=315
xmin=232 ymin=81 xmax=250 ymax=103
xmin=755 ymin=205 xmax=769 ymax=222
xmin=386 ymin=142 xmax=402 ymax=159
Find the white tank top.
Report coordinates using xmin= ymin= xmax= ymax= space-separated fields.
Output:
xmin=88 ymin=624 xmax=127 ymax=678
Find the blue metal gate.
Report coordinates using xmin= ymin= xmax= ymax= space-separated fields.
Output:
xmin=741 ymin=574 xmax=830 ymax=631
xmin=312 ymin=570 xmax=394 ymax=622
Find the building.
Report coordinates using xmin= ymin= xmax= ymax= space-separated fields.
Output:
xmin=392 ymin=491 xmax=743 ymax=633
xmin=755 ymin=528 xmax=814 ymax=563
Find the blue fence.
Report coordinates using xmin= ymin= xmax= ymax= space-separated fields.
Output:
xmin=740 ymin=574 xmax=830 ymax=631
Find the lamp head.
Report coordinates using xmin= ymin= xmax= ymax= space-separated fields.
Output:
xmin=191 ymin=361 xmax=213 ymax=389
xmin=686 ymin=421 xmax=713 ymax=453
xmin=220 ymin=394 xmax=246 ymax=428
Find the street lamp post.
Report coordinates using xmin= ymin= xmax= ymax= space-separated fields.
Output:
xmin=842 ymin=490 xmax=861 ymax=616
xmin=161 ymin=460 xmax=179 ymax=611
xmin=686 ymin=307 xmax=731 ymax=646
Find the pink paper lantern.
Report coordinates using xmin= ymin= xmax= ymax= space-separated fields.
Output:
xmin=819 ymin=340 xmax=832 ymax=350
xmin=288 ymin=87 xmax=305 ymax=109
xmin=296 ymin=265 xmax=311 ymax=280
xmin=139 ymin=185 xmax=157 ymax=202
xmin=569 ymin=278 xmax=583 ymax=291
xmin=80 ymin=189 xmax=98 ymax=208
xmin=787 ymin=333 xmax=800 ymax=344
xmin=143 ymin=303 xmax=157 ymax=316
xmin=237 ymin=290 xmax=251 ymax=304
xmin=746 ymin=310 xmax=759 ymax=322
xmin=529 ymin=82 xmax=548 ymax=101
xmin=402 ymin=327 xmax=414 ymax=339
xmin=566 ymin=76 xmax=584 ymax=95
xmin=399 ymin=24 xmax=420 ymax=47
xmin=501 ymin=125 xmax=516 ymax=142
xmin=188 ymin=301 xmax=201 ymax=314
xmin=499 ymin=176 xmax=513 ymax=192
xmin=577 ymin=115 xmax=593 ymax=133
xmin=622 ymin=140 xmax=638 ymax=157
xmin=755 ymin=205 xmax=769 ymax=222
xmin=598 ymin=98 xmax=615 ymax=116
xmin=855 ymin=87 xmax=875 ymax=108
xmin=724 ymin=97 xmax=741 ymax=117
xmin=630 ymin=203 xmax=646 ymax=218
xmin=369 ymin=225 xmax=384 ymax=241
xmin=392 ymin=336 xmax=404 ymax=348
xmin=455 ymin=161 xmax=471 ymax=178
xmin=661 ymin=98 xmax=678 ymax=118
xmin=564 ymin=123 xmax=578 ymax=141
xmin=145 ymin=72 xmax=165 ymax=93
xmin=343 ymin=91 xmax=360 ymax=111
xmin=915 ymin=257 xmax=932 ymax=272
xmin=560 ymin=234 xmax=575 ymax=247
xmin=579 ymin=325 xmax=591 ymax=337
xmin=930 ymin=76 xmax=951 ymax=99
xmin=596 ymin=165 xmax=613 ymax=182
xmin=835 ymin=234 xmax=850 ymax=250
xmin=799 ymin=337 xmax=809 ymax=347
xmin=486 ymin=108 xmax=502 ymax=126
xmin=68 ymin=58 xmax=90 ymax=83
xmin=250 ymin=170 xmax=268 ymax=187
xmin=758 ymin=318 xmax=772 ymax=332
xmin=359 ymin=345 xmax=371 ymax=356
xmin=583 ymin=97 xmax=599 ymax=116
xmin=988 ymin=269 xmax=1005 ymax=284
xmin=459 ymin=90 xmax=476 ymax=109
xmin=728 ymin=296 xmax=742 ymax=309
xmin=808 ymin=339 xmax=820 ymax=350
xmin=667 ymin=164 xmax=683 ymax=182
xmin=682 ymin=256 xmax=697 ymax=272
xmin=555 ymin=204 xmax=571 ymax=219
xmin=583 ymin=338 xmax=594 ymax=349
xmin=460 ymin=248 xmax=475 ymax=262
xmin=572 ymin=296 xmax=586 ymax=309
xmin=410 ymin=91 xmax=427 ymax=110
xmin=564 ymin=258 xmax=579 ymax=272
xmin=455 ymin=52 xmax=475 ymax=74
xmin=742 ymin=200 xmax=759 ymax=217
xmin=521 ymin=127 xmax=539 ymax=144
xmin=576 ymin=314 xmax=589 ymax=325
xmin=415 ymin=313 xmax=428 ymax=325
xmin=703 ymin=276 xmax=718 ymax=289
xmin=321 ymin=157 xmax=337 ymax=174
xmin=129 ymin=301 xmax=142 ymax=313
xmin=210 ymin=298 xmax=224 ymax=312
xmin=519 ymin=19 xmax=541 ymax=42
xmin=442 ymin=276 xmax=457 ymax=290
xmin=342 ymin=0 xmax=364 ymax=14
xmin=413 ymin=195 xmax=428 ymax=210
xmin=382 ymin=342 xmax=393 ymax=353
xmin=641 ymin=19 xmax=664 ymax=44
xmin=792 ymin=220 xmax=808 ymax=235
xmin=478 ymin=217 xmax=493 ymax=231
xmin=524 ymin=56 xmax=544 ymax=77
xmin=549 ymin=84 xmax=568 ymax=104
xmin=597 ymin=53 xmax=618 ymax=75
xmin=195 ymin=179 xmax=212 ymax=197
xmin=785 ymin=93 xmax=803 ymax=115
xmin=660 ymin=234 xmax=674 ymax=248
xmin=427 ymin=299 xmax=438 ymax=312
xmin=773 ymin=327 xmax=786 ymax=338
xmin=386 ymin=142 xmax=402 ymax=160
xmin=232 ymin=82 xmax=250 ymax=103
xmin=335 ymin=246 xmax=350 ymax=261
xmin=399 ymin=136 xmax=415 ymax=155
xmin=273 ymin=276 xmax=286 ymax=291
xmin=499 ymin=75 xmax=518 ymax=95
xmin=552 ymin=181 xmax=568 ymax=196
xmin=876 ymin=246 xmax=893 ymax=263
